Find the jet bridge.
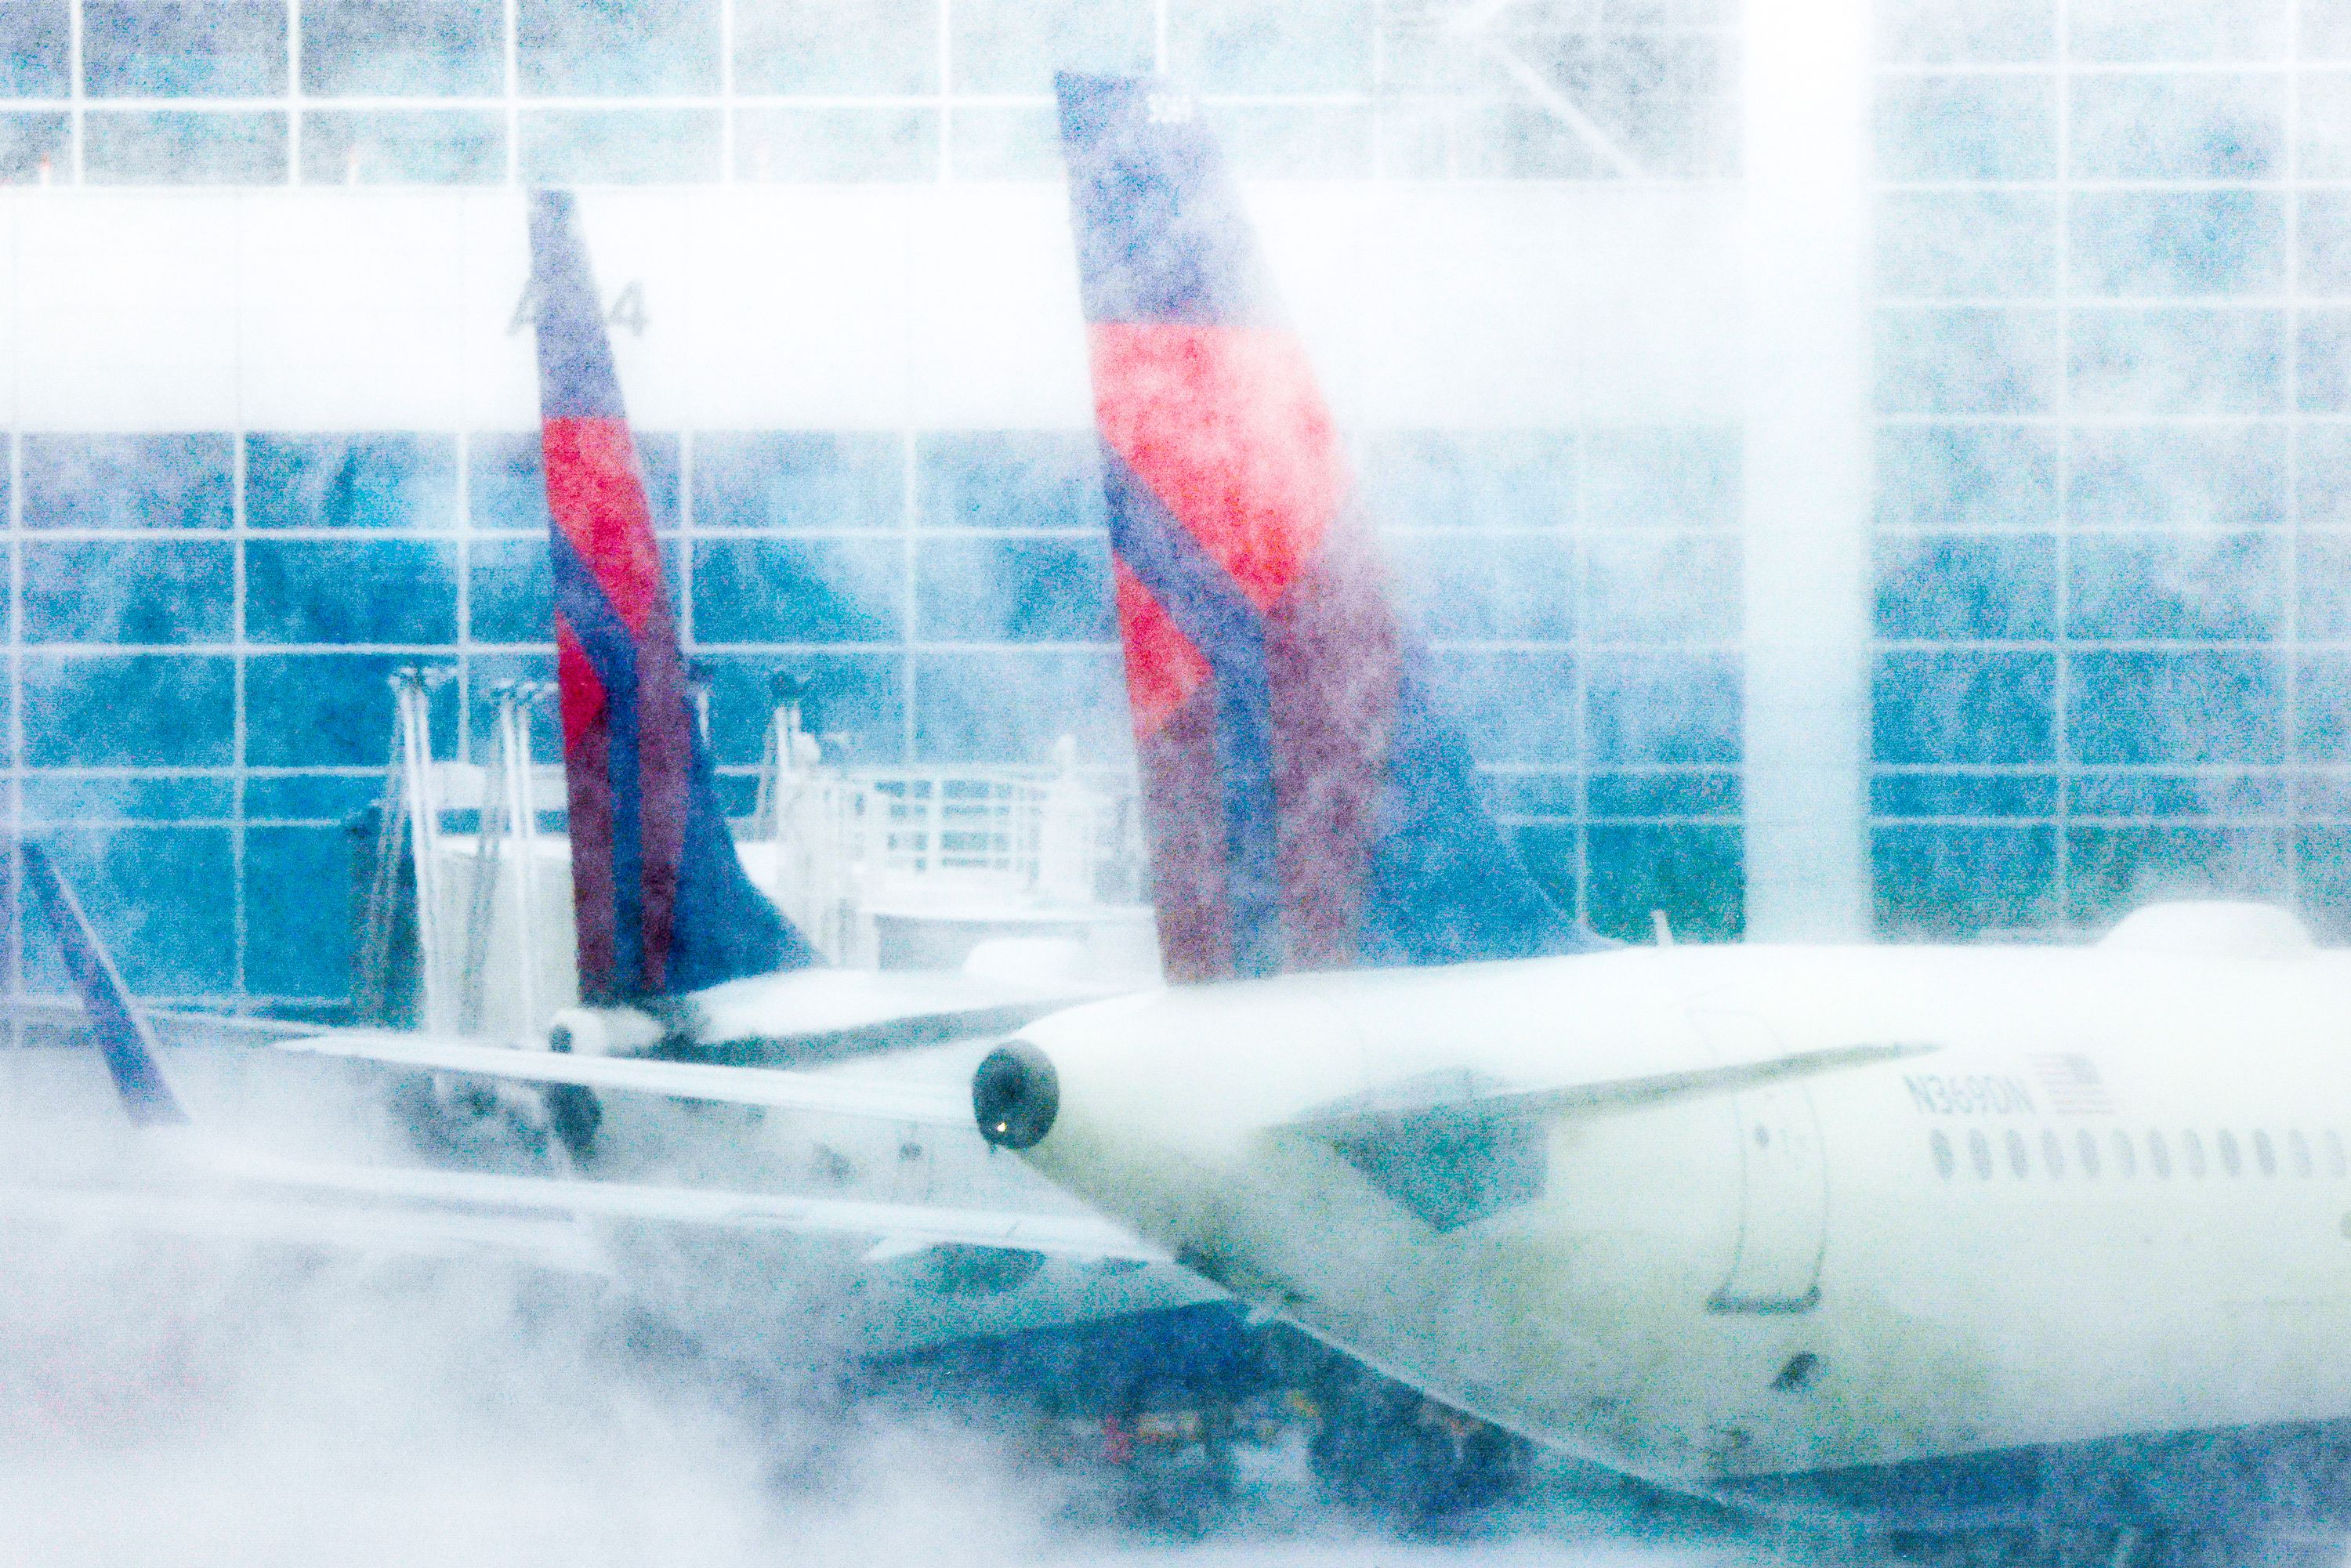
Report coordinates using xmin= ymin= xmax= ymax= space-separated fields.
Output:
xmin=350 ymin=669 xmax=1155 ymax=1042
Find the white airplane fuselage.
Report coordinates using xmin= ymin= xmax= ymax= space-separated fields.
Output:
xmin=1003 ymin=904 xmax=2351 ymax=1523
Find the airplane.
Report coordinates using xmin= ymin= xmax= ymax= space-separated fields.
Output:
xmin=944 ymin=69 xmax=2351 ymax=1568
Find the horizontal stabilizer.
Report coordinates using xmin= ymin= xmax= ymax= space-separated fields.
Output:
xmin=274 ymin=1030 xmax=974 ymax=1126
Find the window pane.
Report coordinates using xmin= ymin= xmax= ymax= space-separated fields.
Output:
xmin=1585 ymin=653 xmax=1741 ymax=765
xmin=694 ymin=433 xmax=901 ymax=530
xmin=1584 ymin=534 xmax=1741 ymax=643
xmin=2300 ymin=192 xmax=2351 ymax=295
xmin=2067 ymin=826 xmax=2289 ymax=925
xmin=1875 ymin=308 xmax=2059 ymax=414
xmin=733 ymin=0 xmax=938 ymax=94
xmin=915 ymin=537 xmax=1113 ymax=644
xmin=23 ymin=654 xmax=234 ymax=766
xmin=0 ymin=2 xmax=68 ymax=96
xmin=1872 ymin=826 xmax=2058 ymax=939
xmin=1877 ymin=192 xmax=2059 ymax=299
xmin=2067 ymin=424 xmax=2285 ymax=529
xmin=1875 ymin=0 xmax=2056 ymax=63
xmin=85 ymin=110 xmax=287 ymax=183
xmin=83 ymin=1 xmax=286 ymax=96
xmin=917 ymin=433 xmax=1103 ymax=531
xmin=1583 ymin=427 xmax=1739 ymax=528
xmin=2299 ymin=536 xmax=2351 ymax=638
xmin=246 ymin=539 xmax=458 ymax=644
xmin=1389 ymin=534 xmax=1576 ymax=642
xmin=701 ymin=651 xmax=904 ymax=766
xmin=1354 ymin=431 xmax=1572 ymax=531
xmin=947 ymin=107 xmax=1060 ymax=179
xmin=735 ymin=108 xmax=936 ymax=183
xmin=2067 ymin=533 xmax=2282 ymax=640
xmin=26 ymin=827 xmax=235 ymax=994
xmin=1871 ymin=770 xmax=2057 ymax=817
xmin=22 ymin=773 xmax=232 ymax=823
xmin=2067 ymin=0 xmax=2284 ymax=61
xmin=242 ymin=825 xmax=352 ymax=998
xmin=1168 ymin=0 xmax=1375 ymax=93
xmin=520 ymin=110 xmax=719 ymax=184
xmin=2068 ymin=308 xmax=2284 ymax=415
xmin=2295 ymin=651 xmax=2351 ymax=762
xmin=1586 ymin=824 xmax=1744 ymax=943
xmin=692 ymin=538 xmax=904 ymax=644
xmin=1875 ymin=534 xmax=2056 ymax=640
xmin=469 ymin=431 xmax=679 ymax=532
xmin=1873 ymin=650 xmax=2055 ymax=763
xmin=1874 ymin=74 xmax=2056 ymax=181
xmin=245 ymin=654 xmax=455 ymax=767
xmin=2298 ymin=310 xmax=2351 ymax=411
xmin=0 ymin=113 xmax=65 ymax=180
xmin=301 ymin=0 xmax=499 ymax=95
xmin=1429 ymin=650 xmax=1578 ymax=766
xmin=247 ymin=433 xmax=456 ymax=529
xmin=2069 ymin=191 xmax=2284 ymax=298
xmin=951 ymin=0 xmax=1150 ymax=92
xmin=517 ymin=0 xmax=715 ymax=93
xmin=300 ymin=110 xmax=502 ymax=184
xmin=24 ymin=539 xmax=234 ymax=644
xmin=2299 ymin=72 xmax=2351 ymax=179
xmin=911 ymin=650 xmax=1125 ymax=765
xmin=2067 ymin=651 xmax=2283 ymax=763
xmin=468 ymin=535 xmax=680 ymax=643
xmin=23 ymin=434 xmax=233 ymax=529
xmin=2068 ymin=72 xmax=2281 ymax=180
xmin=1876 ymin=425 xmax=2059 ymax=530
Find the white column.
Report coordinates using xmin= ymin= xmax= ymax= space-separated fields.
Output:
xmin=1741 ymin=0 xmax=1872 ymax=941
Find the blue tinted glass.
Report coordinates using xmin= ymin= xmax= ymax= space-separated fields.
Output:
xmin=2301 ymin=827 xmax=2351 ymax=940
xmin=1587 ymin=771 xmax=1741 ymax=817
xmin=1584 ymin=534 xmax=1741 ymax=643
xmin=1876 ymin=424 xmax=2058 ymax=530
xmin=23 ymin=654 xmax=234 ymax=766
xmin=1877 ymin=0 xmax=2056 ymax=65
xmin=733 ymin=0 xmax=938 ymax=92
xmin=952 ymin=0 xmax=1150 ymax=92
xmin=1388 ymin=534 xmax=1575 ymax=643
xmin=248 ymin=540 xmax=458 ymax=645
xmin=520 ymin=109 xmax=719 ymax=183
xmin=2298 ymin=310 xmax=2351 ymax=413
xmin=1357 ymin=431 xmax=1577 ymax=531
xmin=0 ymin=3 xmax=67 ymax=95
xmin=1870 ymin=770 xmax=2059 ymax=817
xmin=2068 ymin=533 xmax=2282 ymax=640
xmin=0 ymin=114 xmax=64 ymax=180
xmin=1873 ymin=650 xmax=2055 ymax=763
xmin=1169 ymin=0 xmax=1374 ymax=92
xmin=694 ymin=432 xmax=901 ymax=529
xmin=1877 ymin=191 xmax=2059 ymax=298
xmin=1875 ymin=534 xmax=2056 ymax=640
xmin=1874 ymin=74 xmax=2057 ymax=180
xmin=916 ymin=433 xmax=1104 ymax=531
xmin=2067 ymin=424 xmax=2284 ymax=529
xmin=82 ymin=2 xmax=286 ymax=96
xmin=84 ymin=110 xmax=286 ymax=182
xmin=1872 ymin=825 xmax=2058 ymax=939
xmin=2068 ymin=308 xmax=2284 ymax=415
xmin=245 ymin=654 xmax=456 ymax=767
xmin=1875 ymin=308 xmax=2060 ymax=414
xmin=242 ymin=825 xmax=353 ymax=998
xmin=1585 ymin=654 xmax=1741 ymax=765
xmin=2067 ymin=0 xmax=2283 ymax=62
xmin=468 ymin=431 xmax=679 ymax=532
xmin=27 ymin=827 xmax=235 ymax=994
xmin=20 ymin=775 xmax=230 ymax=825
xmin=302 ymin=1 xmax=499 ymax=94
xmin=735 ymin=107 xmax=937 ymax=182
xmin=300 ymin=110 xmax=503 ymax=183
xmin=247 ymin=433 xmax=458 ymax=529
xmin=243 ymin=773 xmax=385 ymax=820
xmin=24 ymin=539 xmax=235 ymax=644
xmin=912 ymin=651 xmax=1125 ymax=765
xmin=2301 ymin=192 xmax=2351 ymax=294
xmin=469 ymin=536 xmax=681 ymax=645
xmin=2298 ymin=652 xmax=2351 ymax=762
xmin=2070 ymin=191 xmax=2284 ymax=297
xmin=2302 ymin=538 xmax=2351 ymax=639
xmin=917 ymin=537 xmax=1113 ymax=643
xmin=2069 ymin=71 xmax=2281 ymax=179
xmin=517 ymin=0 xmax=717 ymax=92
xmin=1585 ymin=824 xmax=1744 ymax=943
xmin=2070 ymin=772 xmax=2280 ymax=817
xmin=2067 ymin=651 xmax=2283 ymax=763
xmin=693 ymin=538 xmax=904 ymax=643
xmin=701 ymin=651 xmax=904 ymax=766
xmin=2066 ymin=825 xmax=2288 ymax=927
xmin=1425 ymin=650 xmax=1578 ymax=766
xmin=1583 ymin=428 xmax=1739 ymax=529
xmin=23 ymin=434 xmax=233 ymax=529
xmin=947 ymin=107 xmax=1060 ymax=179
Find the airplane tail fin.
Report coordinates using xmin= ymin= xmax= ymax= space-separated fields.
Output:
xmin=19 ymin=842 xmax=190 ymax=1127
xmin=526 ymin=190 xmax=819 ymax=1005
xmin=1054 ymin=74 xmax=1603 ymax=983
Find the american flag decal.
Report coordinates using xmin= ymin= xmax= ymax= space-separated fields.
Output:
xmin=2030 ymin=1053 xmax=2114 ymax=1115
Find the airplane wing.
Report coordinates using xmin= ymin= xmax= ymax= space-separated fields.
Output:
xmin=271 ymin=1029 xmax=974 ymax=1126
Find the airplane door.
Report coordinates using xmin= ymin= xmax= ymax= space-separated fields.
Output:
xmin=1694 ymin=1011 xmax=1827 ymax=1313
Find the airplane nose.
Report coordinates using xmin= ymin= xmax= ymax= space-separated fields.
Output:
xmin=973 ymin=1041 xmax=1060 ymax=1150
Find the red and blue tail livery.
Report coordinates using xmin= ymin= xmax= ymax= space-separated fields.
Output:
xmin=526 ymin=190 xmax=815 ymax=1003
xmin=1056 ymin=74 xmax=1603 ymax=983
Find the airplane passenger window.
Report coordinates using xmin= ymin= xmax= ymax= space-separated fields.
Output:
xmin=2041 ymin=1128 xmax=2066 ymax=1179
xmin=2327 ymin=1131 xmax=2347 ymax=1178
xmin=1969 ymin=1128 xmax=1993 ymax=1179
xmin=2252 ymin=1130 xmax=2275 ymax=1177
xmin=2005 ymin=1128 xmax=2030 ymax=1179
xmin=1930 ymin=1130 xmax=1954 ymax=1179
xmin=2182 ymin=1130 xmax=2207 ymax=1178
xmin=2218 ymin=1130 xmax=2241 ymax=1177
xmin=2076 ymin=1129 xmax=2101 ymax=1178
xmin=2111 ymin=1130 xmax=2136 ymax=1178
xmin=2291 ymin=1128 xmax=2314 ymax=1178
xmin=2148 ymin=1132 xmax=2172 ymax=1179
